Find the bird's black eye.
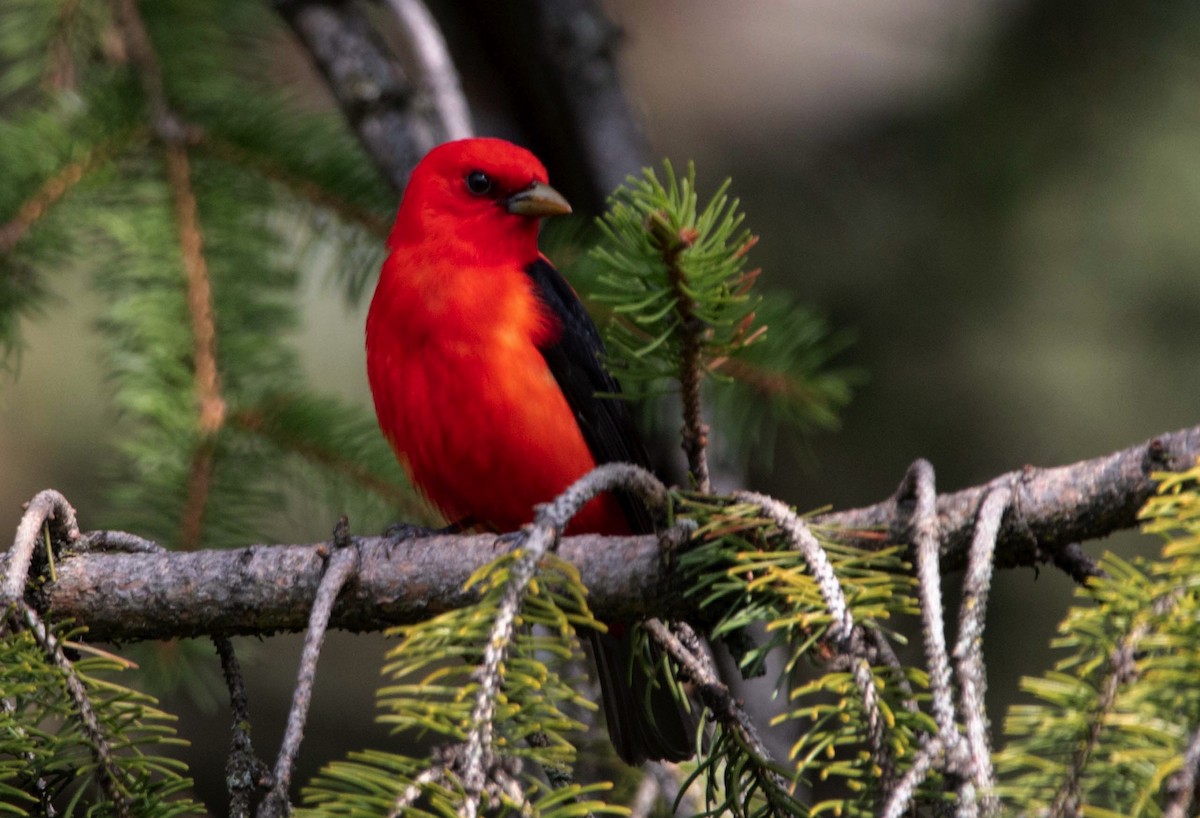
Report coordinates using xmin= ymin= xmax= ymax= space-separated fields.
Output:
xmin=465 ymin=170 xmax=493 ymax=196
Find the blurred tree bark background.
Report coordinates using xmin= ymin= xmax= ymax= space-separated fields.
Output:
xmin=3 ymin=0 xmax=1200 ymax=810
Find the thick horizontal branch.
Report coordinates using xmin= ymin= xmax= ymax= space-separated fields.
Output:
xmin=815 ymin=424 xmax=1200 ymax=577
xmin=36 ymin=532 xmax=678 ymax=643
xmin=16 ymin=425 xmax=1200 ymax=643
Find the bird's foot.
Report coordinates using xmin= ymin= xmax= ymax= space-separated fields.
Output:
xmin=382 ymin=522 xmax=440 ymax=541
xmin=382 ymin=518 xmax=473 ymax=555
xmin=492 ymin=530 xmax=526 ymax=552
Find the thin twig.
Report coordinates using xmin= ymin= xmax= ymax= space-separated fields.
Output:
xmin=387 ymin=762 xmax=448 ymax=818
xmin=902 ymin=460 xmax=956 ymax=738
xmin=954 ymin=486 xmax=1010 ymax=817
xmin=642 ymin=619 xmax=781 ymax=786
xmin=1164 ymin=723 xmax=1200 ymax=818
xmin=216 ymin=635 xmax=268 ymax=818
xmin=648 ymin=215 xmax=710 ymax=492
xmin=880 ymin=736 xmax=945 ymax=818
xmin=3 ymin=490 xmax=79 ymax=604
xmin=79 ymin=529 xmax=164 ymax=553
xmin=258 ymin=520 xmax=359 ymax=818
xmin=10 ymin=601 xmax=131 ymax=818
xmin=381 ymin=0 xmax=473 ymax=141
xmin=734 ymin=490 xmax=892 ymax=784
xmin=460 ymin=464 xmax=668 ymax=817
xmin=1049 ymin=591 xmax=1181 ymax=817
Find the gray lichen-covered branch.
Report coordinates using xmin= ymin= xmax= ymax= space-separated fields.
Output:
xmin=817 ymin=423 xmax=1200 ymax=578
xmin=9 ymin=424 xmax=1197 ymax=645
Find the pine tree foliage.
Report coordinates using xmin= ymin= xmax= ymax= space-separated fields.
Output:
xmin=673 ymin=493 xmax=933 ymax=818
xmin=996 ymin=462 xmax=1200 ymax=817
xmin=586 ymin=163 xmax=855 ymax=467
xmin=0 ymin=619 xmax=200 ymax=817
xmin=299 ymin=550 xmax=624 ymax=818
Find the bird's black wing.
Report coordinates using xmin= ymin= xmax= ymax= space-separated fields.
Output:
xmin=528 ymin=257 xmax=695 ymax=764
xmin=525 ymin=257 xmax=655 ymax=535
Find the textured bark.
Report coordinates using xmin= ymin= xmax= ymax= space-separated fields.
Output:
xmin=14 ymin=425 xmax=1200 ymax=644
xmin=35 ymin=532 xmax=678 ymax=642
xmin=818 ymin=424 xmax=1200 ymax=576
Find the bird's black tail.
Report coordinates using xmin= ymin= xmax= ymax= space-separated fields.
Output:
xmin=589 ymin=628 xmax=697 ymax=765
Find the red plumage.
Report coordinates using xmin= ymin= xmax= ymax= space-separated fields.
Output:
xmin=366 ymin=138 xmax=692 ymax=764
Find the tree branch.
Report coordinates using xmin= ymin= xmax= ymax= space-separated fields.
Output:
xmin=815 ymin=424 xmax=1200 ymax=574
xmin=16 ymin=425 xmax=1199 ymax=645
xmin=462 ymin=0 xmax=649 ymax=212
xmin=274 ymin=0 xmax=441 ymax=193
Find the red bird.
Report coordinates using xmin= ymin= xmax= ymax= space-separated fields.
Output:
xmin=366 ymin=138 xmax=693 ymax=764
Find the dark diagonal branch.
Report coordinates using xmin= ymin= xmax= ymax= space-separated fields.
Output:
xmin=274 ymin=0 xmax=441 ymax=193
xmin=462 ymin=0 xmax=649 ymax=212
xmin=381 ymin=0 xmax=473 ymax=141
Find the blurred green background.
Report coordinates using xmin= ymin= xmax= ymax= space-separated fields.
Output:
xmin=3 ymin=0 xmax=1199 ymax=809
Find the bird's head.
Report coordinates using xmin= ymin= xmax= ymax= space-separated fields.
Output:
xmin=389 ymin=138 xmax=572 ymax=261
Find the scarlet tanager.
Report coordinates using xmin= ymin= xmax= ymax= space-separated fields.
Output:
xmin=366 ymin=138 xmax=693 ymax=764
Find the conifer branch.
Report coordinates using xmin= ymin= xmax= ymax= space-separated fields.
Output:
xmin=650 ymin=214 xmax=711 ymax=493
xmin=201 ymin=137 xmax=391 ymax=237
xmin=260 ymin=518 xmax=359 ymax=818
xmin=227 ymin=405 xmax=427 ymax=518
xmin=382 ymin=0 xmax=474 ymax=141
xmin=17 ymin=423 xmax=1200 ymax=645
xmin=112 ymin=0 xmax=228 ymax=552
xmin=167 ymin=142 xmax=226 ymax=548
xmin=44 ymin=0 xmax=82 ymax=91
xmin=1050 ymin=590 xmax=1181 ymax=817
xmin=8 ymin=601 xmax=131 ymax=818
xmin=0 ymin=133 xmax=136 ymax=253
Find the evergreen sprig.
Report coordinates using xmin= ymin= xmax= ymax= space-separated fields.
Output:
xmin=674 ymin=493 xmax=930 ymax=818
xmin=583 ymin=163 xmax=854 ymax=470
xmin=0 ymin=621 xmax=201 ymax=817
xmin=995 ymin=462 xmax=1200 ymax=816
xmin=591 ymin=162 xmax=760 ymax=387
xmin=299 ymin=550 xmax=623 ymax=818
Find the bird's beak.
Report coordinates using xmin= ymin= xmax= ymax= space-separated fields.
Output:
xmin=505 ymin=182 xmax=572 ymax=218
